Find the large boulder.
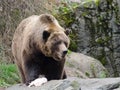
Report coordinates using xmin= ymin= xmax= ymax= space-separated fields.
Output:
xmin=65 ymin=52 xmax=109 ymax=78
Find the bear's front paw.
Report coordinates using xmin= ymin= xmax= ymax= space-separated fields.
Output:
xmin=28 ymin=77 xmax=47 ymax=87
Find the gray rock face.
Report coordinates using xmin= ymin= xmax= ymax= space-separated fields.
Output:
xmin=69 ymin=0 xmax=120 ymax=76
xmin=7 ymin=77 xmax=120 ymax=90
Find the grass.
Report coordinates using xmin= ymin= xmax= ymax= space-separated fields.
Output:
xmin=0 ymin=62 xmax=20 ymax=87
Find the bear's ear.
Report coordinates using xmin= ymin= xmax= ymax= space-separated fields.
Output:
xmin=65 ymin=28 xmax=71 ymax=36
xmin=43 ymin=31 xmax=50 ymax=42
xmin=40 ymin=14 xmax=54 ymax=24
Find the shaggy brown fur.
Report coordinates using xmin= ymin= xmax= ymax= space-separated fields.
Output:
xmin=12 ymin=14 xmax=70 ymax=85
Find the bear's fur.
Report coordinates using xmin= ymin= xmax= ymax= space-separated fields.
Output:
xmin=12 ymin=14 xmax=70 ymax=85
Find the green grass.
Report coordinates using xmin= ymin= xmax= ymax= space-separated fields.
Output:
xmin=0 ymin=62 xmax=20 ymax=87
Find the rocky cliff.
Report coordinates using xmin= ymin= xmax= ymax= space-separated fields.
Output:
xmin=66 ymin=0 xmax=120 ymax=77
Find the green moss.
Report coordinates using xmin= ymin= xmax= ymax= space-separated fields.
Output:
xmin=95 ymin=37 xmax=104 ymax=44
xmin=71 ymin=81 xmax=80 ymax=89
xmin=82 ymin=12 xmax=89 ymax=17
xmin=95 ymin=36 xmax=111 ymax=45
xmin=65 ymin=61 xmax=74 ymax=68
xmin=90 ymin=63 xmax=97 ymax=77
xmin=96 ymin=49 xmax=107 ymax=65
xmin=100 ymin=57 xmax=107 ymax=65
xmin=10 ymin=9 xmax=20 ymax=19
xmin=94 ymin=0 xmax=100 ymax=6
xmin=69 ymin=39 xmax=78 ymax=51
xmin=67 ymin=50 xmax=72 ymax=55
xmin=99 ymin=71 xmax=108 ymax=78
xmin=85 ymin=72 xmax=90 ymax=77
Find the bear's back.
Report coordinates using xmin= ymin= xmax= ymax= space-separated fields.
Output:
xmin=12 ymin=15 xmax=40 ymax=63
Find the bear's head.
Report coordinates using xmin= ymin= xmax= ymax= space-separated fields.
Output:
xmin=43 ymin=31 xmax=70 ymax=61
xmin=39 ymin=14 xmax=70 ymax=61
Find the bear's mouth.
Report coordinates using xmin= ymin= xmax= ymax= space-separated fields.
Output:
xmin=54 ymin=55 xmax=66 ymax=61
xmin=54 ymin=57 xmax=61 ymax=61
xmin=62 ymin=54 xmax=66 ymax=58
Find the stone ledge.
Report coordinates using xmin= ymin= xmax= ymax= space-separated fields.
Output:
xmin=6 ymin=77 xmax=120 ymax=90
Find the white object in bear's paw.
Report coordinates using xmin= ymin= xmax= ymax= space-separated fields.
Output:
xmin=28 ymin=77 xmax=47 ymax=87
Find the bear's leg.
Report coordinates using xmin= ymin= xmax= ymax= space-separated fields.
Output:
xmin=17 ymin=65 xmax=26 ymax=83
xmin=24 ymin=61 xmax=41 ymax=85
xmin=24 ymin=61 xmax=47 ymax=87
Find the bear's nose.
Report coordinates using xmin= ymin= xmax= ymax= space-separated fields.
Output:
xmin=63 ymin=50 xmax=68 ymax=55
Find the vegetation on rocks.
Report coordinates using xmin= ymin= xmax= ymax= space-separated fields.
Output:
xmin=54 ymin=0 xmax=120 ymax=77
xmin=52 ymin=1 xmax=79 ymax=51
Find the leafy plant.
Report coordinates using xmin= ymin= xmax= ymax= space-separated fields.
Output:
xmin=99 ymin=71 xmax=108 ymax=78
xmin=85 ymin=72 xmax=90 ymax=77
xmin=0 ymin=62 xmax=20 ymax=87
xmin=52 ymin=0 xmax=79 ymax=51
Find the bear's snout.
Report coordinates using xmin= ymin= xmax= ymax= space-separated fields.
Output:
xmin=62 ymin=50 xmax=68 ymax=57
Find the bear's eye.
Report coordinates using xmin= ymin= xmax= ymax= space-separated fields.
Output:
xmin=64 ymin=42 xmax=68 ymax=47
xmin=43 ymin=31 xmax=50 ymax=42
xmin=55 ymin=41 xmax=62 ymax=46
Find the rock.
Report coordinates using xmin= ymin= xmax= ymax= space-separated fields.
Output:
xmin=6 ymin=77 xmax=120 ymax=90
xmin=0 ymin=87 xmax=5 ymax=90
xmin=65 ymin=52 xmax=109 ymax=78
xmin=67 ymin=0 xmax=120 ymax=76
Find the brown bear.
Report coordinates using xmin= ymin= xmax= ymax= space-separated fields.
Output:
xmin=12 ymin=14 xmax=70 ymax=86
